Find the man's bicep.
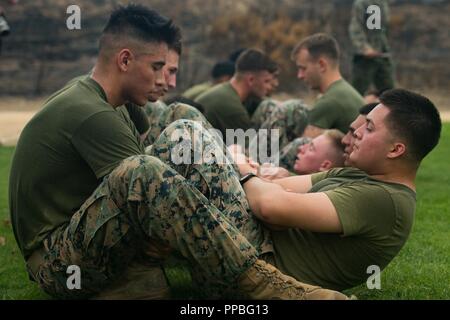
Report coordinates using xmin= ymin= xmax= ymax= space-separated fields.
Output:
xmin=72 ymin=113 xmax=143 ymax=178
xmin=323 ymin=185 xmax=395 ymax=237
xmin=264 ymin=192 xmax=342 ymax=233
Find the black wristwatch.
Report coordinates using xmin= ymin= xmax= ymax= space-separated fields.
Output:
xmin=239 ymin=172 xmax=258 ymax=186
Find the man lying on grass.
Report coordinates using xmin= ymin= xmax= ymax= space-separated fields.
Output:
xmin=234 ymin=89 xmax=441 ymax=290
xmin=238 ymin=129 xmax=345 ymax=181
xmin=234 ymin=103 xmax=378 ymax=181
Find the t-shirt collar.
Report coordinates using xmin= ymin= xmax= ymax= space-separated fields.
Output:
xmin=84 ymin=76 xmax=108 ymax=103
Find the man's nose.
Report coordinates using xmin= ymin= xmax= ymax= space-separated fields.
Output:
xmin=156 ymin=70 xmax=166 ymax=86
xmin=168 ymin=75 xmax=176 ymax=89
xmin=342 ymin=133 xmax=350 ymax=145
xmin=299 ymin=144 xmax=307 ymax=154
xmin=354 ymin=125 xmax=364 ymax=140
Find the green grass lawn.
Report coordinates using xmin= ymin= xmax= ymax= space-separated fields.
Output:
xmin=1 ymin=124 xmax=449 ymax=300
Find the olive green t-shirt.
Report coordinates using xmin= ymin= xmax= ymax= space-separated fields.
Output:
xmin=195 ymin=82 xmax=252 ymax=139
xmin=182 ymin=81 xmax=213 ymax=101
xmin=9 ymin=77 xmax=145 ymax=259
xmin=123 ymin=103 xmax=150 ymax=135
xmin=271 ymin=167 xmax=416 ymax=290
xmin=308 ymin=79 xmax=364 ymax=133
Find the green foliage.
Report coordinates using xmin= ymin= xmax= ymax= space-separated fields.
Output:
xmin=1 ymin=124 xmax=449 ymax=299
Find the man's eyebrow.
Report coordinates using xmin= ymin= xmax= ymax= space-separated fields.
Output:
xmin=152 ymin=61 xmax=166 ymax=66
xmin=366 ymin=117 xmax=374 ymax=126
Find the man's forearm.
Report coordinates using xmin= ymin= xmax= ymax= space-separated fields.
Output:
xmin=242 ymin=176 xmax=280 ymax=219
xmin=271 ymin=174 xmax=313 ymax=194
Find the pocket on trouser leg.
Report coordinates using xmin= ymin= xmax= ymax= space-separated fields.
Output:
xmin=61 ymin=185 xmax=134 ymax=297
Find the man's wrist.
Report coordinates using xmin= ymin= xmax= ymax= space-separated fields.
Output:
xmin=239 ymin=172 xmax=258 ymax=186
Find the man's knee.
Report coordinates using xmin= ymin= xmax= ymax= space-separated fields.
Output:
xmin=155 ymin=119 xmax=222 ymax=155
xmin=164 ymin=118 xmax=205 ymax=133
xmin=107 ymin=155 xmax=168 ymax=190
xmin=169 ymin=103 xmax=205 ymax=121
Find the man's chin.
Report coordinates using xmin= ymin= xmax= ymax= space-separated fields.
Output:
xmin=148 ymin=93 xmax=166 ymax=102
xmin=293 ymin=162 xmax=302 ymax=174
xmin=131 ymin=98 xmax=148 ymax=107
xmin=346 ymin=155 xmax=358 ymax=167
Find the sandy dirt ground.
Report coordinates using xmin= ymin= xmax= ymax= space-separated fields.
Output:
xmin=1 ymin=95 xmax=449 ymax=147
xmin=0 ymin=97 xmax=46 ymax=146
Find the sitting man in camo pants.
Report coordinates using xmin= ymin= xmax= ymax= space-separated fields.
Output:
xmin=9 ymin=4 xmax=346 ymax=300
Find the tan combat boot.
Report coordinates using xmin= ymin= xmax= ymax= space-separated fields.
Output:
xmin=92 ymin=261 xmax=171 ymax=300
xmin=238 ymin=259 xmax=350 ymax=300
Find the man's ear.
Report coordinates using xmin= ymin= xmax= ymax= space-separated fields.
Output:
xmin=246 ymin=73 xmax=256 ymax=87
xmin=117 ymin=49 xmax=132 ymax=72
xmin=319 ymin=159 xmax=333 ymax=171
xmin=387 ymin=142 xmax=406 ymax=159
xmin=317 ymin=57 xmax=328 ymax=73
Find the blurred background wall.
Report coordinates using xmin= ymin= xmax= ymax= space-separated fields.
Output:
xmin=0 ymin=0 xmax=449 ymax=97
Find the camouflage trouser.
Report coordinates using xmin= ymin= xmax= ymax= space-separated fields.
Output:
xmin=143 ymin=102 xmax=211 ymax=147
xmin=352 ymin=55 xmax=395 ymax=95
xmin=250 ymin=99 xmax=279 ymax=129
xmin=278 ymin=137 xmax=312 ymax=172
xmin=31 ymin=119 xmax=272 ymax=299
xmin=144 ymin=102 xmax=239 ymax=175
xmin=248 ymin=100 xmax=309 ymax=165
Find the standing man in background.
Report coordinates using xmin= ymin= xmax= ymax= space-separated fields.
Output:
xmin=349 ymin=0 xmax=395 ymax=95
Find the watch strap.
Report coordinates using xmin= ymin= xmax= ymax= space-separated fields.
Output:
xmin=239 ymin=172 xmax=257 ymax=186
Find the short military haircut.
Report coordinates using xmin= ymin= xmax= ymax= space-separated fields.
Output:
xmin=323 ymin=129 xmax=345 ymax=166
xmin=324 ymin=129 xmax=345 ymax=153
xmin=291 ymin=33 xmax=340 ymax=63
xmin=379 ymin=89 xmax=441 ymax=163
xmin=169 ymin=39 xmax=183 ymax=55
xmin=359 ymin=102 xmax=378 ymax=115
xmin=99 ymin=4 xmax=181 ymax=57
xmin=211 ymin=61 xmax=235 ymax=79
xmin=235 ymin=49 xmax=278 ymax=74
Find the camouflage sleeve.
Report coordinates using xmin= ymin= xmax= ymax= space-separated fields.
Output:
xmin=349 ymin=0 xmax=371 ymax=54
